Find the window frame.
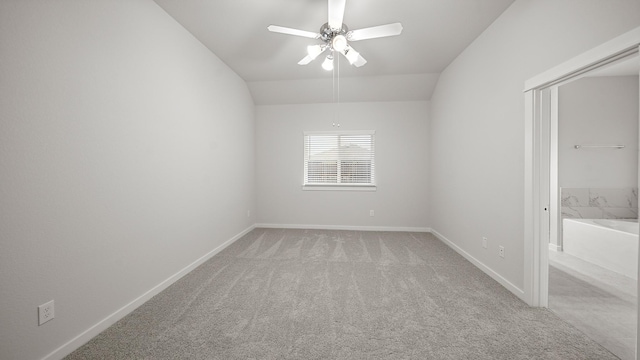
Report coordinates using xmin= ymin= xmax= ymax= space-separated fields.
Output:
xmin=302 ymin=130 xmax=377 ymax=191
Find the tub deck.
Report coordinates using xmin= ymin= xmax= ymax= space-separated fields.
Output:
xmin=563 ymin=218 xmax=638 ymax=280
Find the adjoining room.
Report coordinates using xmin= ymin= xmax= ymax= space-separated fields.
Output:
xmin=549 ymin=59 xmax=639 ymax=360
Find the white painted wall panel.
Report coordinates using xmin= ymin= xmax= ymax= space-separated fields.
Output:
xmin=559 ymin=76 xmax=639 ymax=188
xmin=428 ymin=0 xmax=640 ymax=291
xmin=256 ymin=101 xmax=429 ymax=229
xmin=0 ymin=1 xmax=255 ymax=359
xmin=248 ymin=74 xmax=439 ymax=105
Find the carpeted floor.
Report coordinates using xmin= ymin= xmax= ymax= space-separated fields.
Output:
xmin=66 ymin=228 xmax=619 ymax=359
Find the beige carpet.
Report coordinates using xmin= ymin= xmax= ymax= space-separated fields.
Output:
xmin=66 ymin=228 xmax=619 ymax=359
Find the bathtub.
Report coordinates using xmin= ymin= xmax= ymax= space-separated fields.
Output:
xmin=563 ymin=218 xmax=638 ymax=279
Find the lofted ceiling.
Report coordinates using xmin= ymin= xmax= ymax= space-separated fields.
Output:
xmin=153 ymin=0 xmax=515 ymax=104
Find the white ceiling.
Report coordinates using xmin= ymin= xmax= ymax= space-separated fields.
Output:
xmin=153 ymin=0 xmax=515 ymax=103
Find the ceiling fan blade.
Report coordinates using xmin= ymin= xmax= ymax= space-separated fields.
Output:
xmin=267 ymin=25 xmax=320 ymax=39
xmin=348 ymin=23 xmax=403 ymax=41
xmin=298 ymin=55 xmax=314 ymax=65
xmin=328 ymin=0 xmax=346 ymax=30
xmin=298 ymin=45 xmax=327 ymax=65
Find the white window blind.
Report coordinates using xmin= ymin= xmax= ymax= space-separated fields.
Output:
xmin=303 ymin=131 xmax=375 ymax=188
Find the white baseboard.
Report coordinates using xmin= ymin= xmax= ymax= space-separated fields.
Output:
xmin=255 ymin=223 xmax=431 ymax=233
xmin=43 ymin=224 xmax=256 ymax=360
xmin=430 ymin=229 xmax=527 ymax=303
xmin=45 ymin=224 xmax=527 ymax=359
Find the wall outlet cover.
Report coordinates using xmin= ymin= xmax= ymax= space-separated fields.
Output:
xmin=38 ymin=300 xmax=54 ymax=325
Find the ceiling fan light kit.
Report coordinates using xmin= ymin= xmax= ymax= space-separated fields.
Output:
xmin=322 ymin=55 xmax=335 ymax=71
xmin=268 ymin=0 xmax=402 ymax=70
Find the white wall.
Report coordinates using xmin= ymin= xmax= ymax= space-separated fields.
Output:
xmin=428 ymin=0 xmax=640 ymax=294
xmin=559 ymin=76 xmax=639 ymax=188
xmin=0 ymin=1 xmax=255 ymax=359
xmin=256 ymin=101 xmax=429 ymax=230
xmin=248 ymin=74 xmax=440 ymax=105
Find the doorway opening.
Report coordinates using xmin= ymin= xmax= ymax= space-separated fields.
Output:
xmin=524 ymin=27 xmax=640 ymax=360
xmin=548 ymin=60 xmax=639 ymax=360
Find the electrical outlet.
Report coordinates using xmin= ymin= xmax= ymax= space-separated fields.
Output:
xmin=369 ymin=210 xmax=374 ymax=217
xmin=499 ymin=246 xmax=505 ymax=258
xmin=246 ymin=210 xmax=251 ymax=218
xmin=38 ymin=300 xmax=54 ymax=326
xmin=482 ymin=237 xmax=487 ymax=249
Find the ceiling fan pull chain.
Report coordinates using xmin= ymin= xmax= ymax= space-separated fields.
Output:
xmin=332 ymin=56 xmax=335 ymax=105
xmin=337 ymin=54 xmax=340 ymax=122
xmin=332 ymin=54 xmax=336 ymax=123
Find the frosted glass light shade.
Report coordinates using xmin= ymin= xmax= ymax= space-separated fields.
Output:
xmin=322 ymin=55 xmax=334 ymax=71
xmin=332 ymin=35 xmax=348 ymax=52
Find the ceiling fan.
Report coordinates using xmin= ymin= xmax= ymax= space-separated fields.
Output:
xmin=267 ymin=0 xmax=403 ymax=70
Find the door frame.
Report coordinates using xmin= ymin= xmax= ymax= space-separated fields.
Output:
xmin=523 ymin=26 xmax=640 ymax=359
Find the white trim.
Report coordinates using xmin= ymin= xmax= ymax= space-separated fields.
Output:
xmin=549 ymin=86 xmax=561 ymax=253
xmin=538 ymin=88 xmax=552 ymax=308
xmin=430 ymin=229 xmax=526 ymax=302
xmin=637 ymin=52 xmax=640 ymax=360
xmin=637 ymin=48 xmax=640 ymax=360
xmin=524 ymin=27 xmax=640 ymax=91
xmin=304 ymin=130 xmax=376 ymax=135
xmin=255 ymin=223 xmax=430 ymax=233
xmin=42 ymin=225 xmax=256 ymax=360
xmin=523 ymin=89 xmax=537 ymax=306
xmin=548 ymin=243 xmax=561 ymax=252
xmin=302 ymin=185 xmax=377 ymax=191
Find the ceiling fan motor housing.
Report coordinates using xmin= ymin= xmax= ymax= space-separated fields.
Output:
xmin=319 ymin=22 xmax=349 ymax=48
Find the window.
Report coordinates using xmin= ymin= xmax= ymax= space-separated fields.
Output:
xmin=303 ymin=131 xmax=376 ymax=190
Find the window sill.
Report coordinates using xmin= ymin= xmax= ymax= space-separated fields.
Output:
xmin=302 ymin=185 xmax=377 ymax=192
